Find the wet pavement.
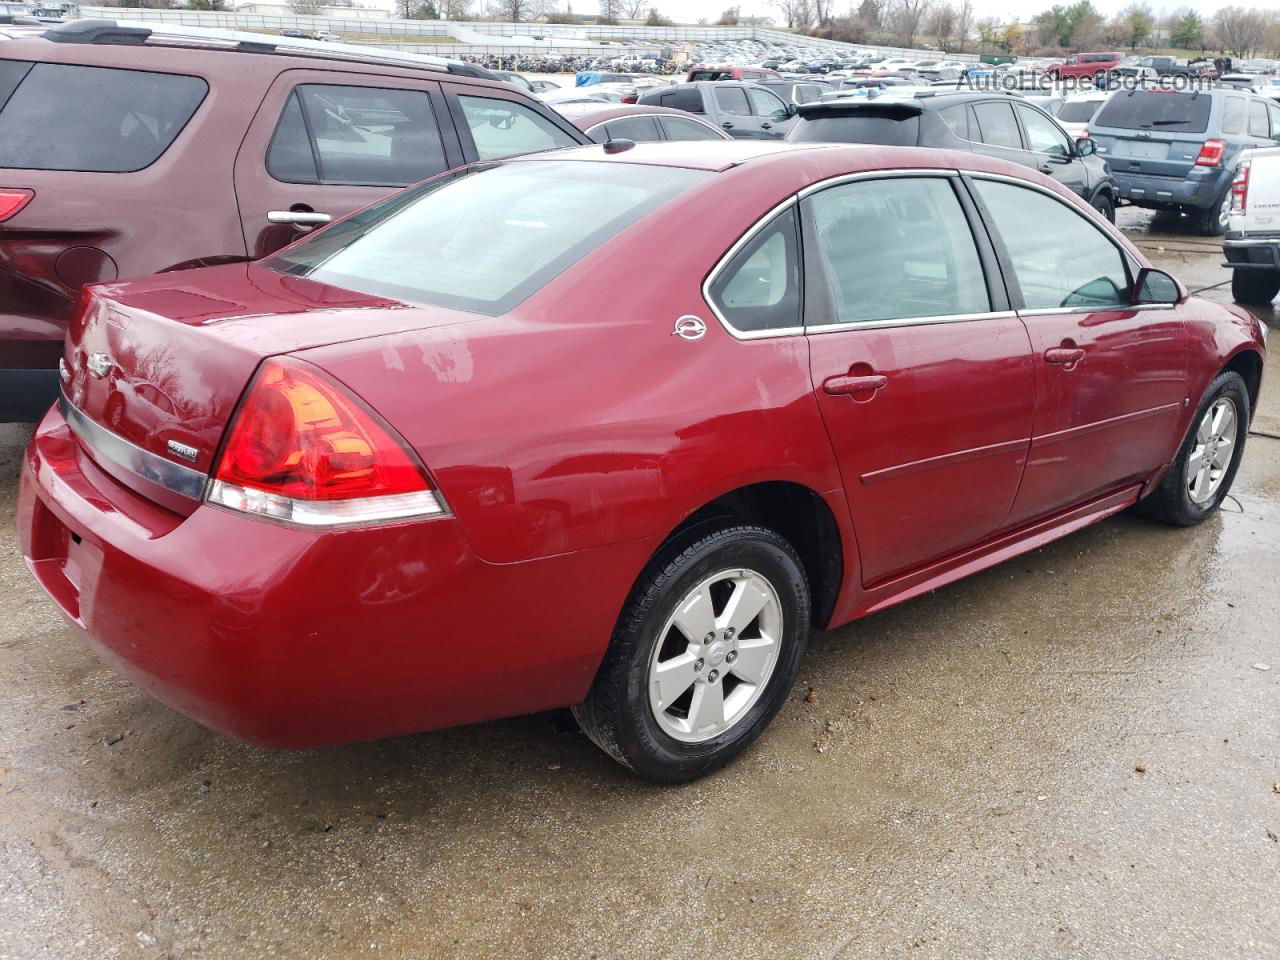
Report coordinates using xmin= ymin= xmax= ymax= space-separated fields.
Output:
xmin=1 ymin=208 xmax=1277 ymax=960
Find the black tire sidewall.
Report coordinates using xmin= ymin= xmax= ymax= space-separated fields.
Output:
xmin=610 ymin=526 xmax=810 ymax=782
xmin=1165 ymin=372 xmax=1250 ymax=523
xmin=1092 ymin=193 xmax=1115 ymax=223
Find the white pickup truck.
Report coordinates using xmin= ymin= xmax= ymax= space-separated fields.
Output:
xmin=1224 ymin=145 xmax=1280 ymax=305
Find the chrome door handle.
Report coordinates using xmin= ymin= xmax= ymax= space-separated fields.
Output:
xmin=267 ymin=210 xmax=333 ymax=227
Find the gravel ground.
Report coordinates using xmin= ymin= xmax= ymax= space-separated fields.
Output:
xmin=0 ymin=206 xmax=1277 ymax=960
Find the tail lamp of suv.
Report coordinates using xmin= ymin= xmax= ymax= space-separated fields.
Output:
xmin=1230 ymin=161 xmax=1250 ymax=214
xmin=206 ymin=359 xmax=447 ymax=527
xmin=1194 ymin=139 xmax=1226 ymax=167
xmin=0 ymin=188 xmax=33 ymax=222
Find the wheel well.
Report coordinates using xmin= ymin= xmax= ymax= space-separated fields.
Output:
xmin=1224 ymin=349 xmax=1263 ymax=417
xmin=666 ymin=482 xmax=843 ymax=629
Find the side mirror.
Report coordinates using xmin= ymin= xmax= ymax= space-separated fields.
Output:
xmin=1075 ymin=136 xmax=1097 ymax=157
xmin=1133 ymin=267 xmax=1181 ymax=305
xmin=785 ymin=103 xmax=799 ymax=118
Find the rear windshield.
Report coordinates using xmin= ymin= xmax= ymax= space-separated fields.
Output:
xmin=689 ymin=70 xmax=733 ymax=81
xmin=1092 ymin=91 xmax=1212 ymax=133
xmin=268 ymin=160 xmax=710 ymax=316
xmin=1056 ymin=100 xmax=1101 ymax=123
xmin=788 ymin=112 xmax=920 ymax=146
xmin=0 ymin=61 xmax=206 ymax=172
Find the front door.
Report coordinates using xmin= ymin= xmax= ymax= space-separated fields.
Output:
xmin=966 ymin=176 xmax=1188 ymax=525
xmin=746 ymin=86 xmax=792 ymax=140
xmin=233 ymin=70 xmax=458 ymax=259
xmin=712 ymin=85 xmax=765 ymax=138
xmin=802 ymin=174 xmax=1035 ymax=585
xmin=1014 ymin=102 xmax=1089 ymax=200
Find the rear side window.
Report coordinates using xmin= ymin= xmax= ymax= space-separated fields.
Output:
xmin=1248 ymin=100 xmax=1270 ymax=137
xmin=1222 ymin=97 xmax=1245 ymax=134
xmin=788 ymin=111 xmax=920 ymax=146
xmin=971 ymin=102 xmax=1022 ymax=149
xmin=600 ymin=115 xmax=662 ymax=142
xmin=689 ymin=70 xmax=732 ymax=81
xmin=0 ymin=62 xmax=206 ymax=172
xmin=939 ymin=104 xmax=969 ymax=138
xmin=795 ymin=85 xmax=822 ymax=104
xmin=1092 ymin=91 xmax=1211 ymax=133
xmin=268 ymin=160 xmax=709 ymax=316
xmin=658 ymin=88 xmax=704 ymax=114
xmin=267 ymin=85 xmax=447 ymax=187
xmin=715 ymin=86 xmax=752 ymax=117
xmin=708 ymin=207 xmax=801 ymax=333
xmin=659 ymin=116 xmax=723 ymax=141
xmin=804 ymin=177 xmax=990 ymax=325
xmin=458 ymin=95 xmax=578 ymax=161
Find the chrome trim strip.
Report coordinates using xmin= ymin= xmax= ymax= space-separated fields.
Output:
xmin=1031 ymin=401 xmax=1183 ymax=446
xmin=797 ymin=167 xmax=956 ymax=199
xmin=1223 ymin=237 xmax=1280 ymax=247
xmin=59 ymin=391 xmax=208 ymax=502
xmin=861 ymin=436 xmax=1029 ymax=485
xmin=583 ymin=114 xmax=724 ymax=138
xmin=1018 ymin=303 xmax=1175 ymax=316
xmin=807 ymin=310 xmax=1017 ymax=334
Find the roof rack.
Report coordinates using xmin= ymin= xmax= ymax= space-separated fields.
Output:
xmin=42 ymin=19 xmax=494 ymax=80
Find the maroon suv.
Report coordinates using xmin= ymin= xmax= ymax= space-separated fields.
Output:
xmin=0 ymin=18 xmax=587 ymax=420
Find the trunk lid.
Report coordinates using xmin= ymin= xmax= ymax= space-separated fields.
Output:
xmin=61 ymin=263 xmax=480 ymax=508
xmin=1090 ymin=90 xmax=1216 ymax=180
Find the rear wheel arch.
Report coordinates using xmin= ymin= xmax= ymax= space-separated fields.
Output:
xmin=660 ymin=481 xmax=844 ymax=630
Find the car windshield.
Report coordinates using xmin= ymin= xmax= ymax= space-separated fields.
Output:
xmin=1092 ymin=91 xmax=1212 ymax=133
xmin=1057 ymin=101 xmax=1102 ymax=123
xmin=267 ymin=160 xmax=710 ymax=316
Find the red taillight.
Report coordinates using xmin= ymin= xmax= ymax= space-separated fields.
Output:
xmin=622 ymin=94 xmax=638 ymax=104
xmin=0 ymin=188 xmax=33 ymax=222
xmin=207 ymin=359 xmax=446 ymax=526
xmin=1195 ymin=139 xmax=1226 ymax=167
xmin=1231 ymin=160 xmax=1250 ymax=214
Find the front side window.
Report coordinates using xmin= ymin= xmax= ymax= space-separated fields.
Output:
xmin=1018 ymin=105 xmax=1071 ymax=157
xmin=0 ymin=62 xmax=206 ymax=172
xmin=714 ymin=86 xmax=752 ymax=117
xmin=457 ymin=95 xmax=578 ymax=161
xmin=971 ymin=102 xmax=1023 ymax=149
xmin=267 ymin=85 xmax=447 ymax=187
xmin=268 ymin=160 xmax=709 ymax=316
xmin=804 ymin=177 xmax=990 ymax=325
xmin=973 ymin=179 xmax=1130 ymax=309
xmin=707 ymin=207 xmax=801 ymax=333
xmin=747 ymin=87 xmax=787 ymax=118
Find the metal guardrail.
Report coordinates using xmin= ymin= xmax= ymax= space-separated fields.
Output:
xmin=77 ymin=7 xmax=979 ymax=63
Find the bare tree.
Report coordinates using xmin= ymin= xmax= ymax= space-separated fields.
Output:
xmin=493 ymin=0 xmax=530 ymax=19
xmin=928 ymin=3 xmax=957 ymax=51
xmin=289 ymin=0 xmax=324 ymax=13
xmin=622 ymin=0 xmax=647 ymax=18
xmin=439 ymin=0 xmax=473 ymax=17
xmin=1213 ymin=6 xmax=1269 ymax=58
xmin=599 ymin=0 xmax=622 ymax=24
xmin=773 ymin=0 xmax=815 ymax=31
xmin=953 ymin=0 xmax=972 ymax=52
xmin=893 ymin=0 xmax=932 ymax=48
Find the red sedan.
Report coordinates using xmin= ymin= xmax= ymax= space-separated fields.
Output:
xmin=19 ymin=142 xmax=1266 ymax=782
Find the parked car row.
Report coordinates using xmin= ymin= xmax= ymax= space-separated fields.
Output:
xmin=1 ymin=20 xmax=1271 ymax=784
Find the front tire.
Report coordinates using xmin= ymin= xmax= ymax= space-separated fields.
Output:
xmin=1231 ymin=270 xmax=1280 ymax=306
xmin=1137 ymin=371 xmax=1250 ymax=526
xmin=1091 ymin=192 xmax=1115 ymax=223
xmin=573 ymin=522 xmax=810 ymax=782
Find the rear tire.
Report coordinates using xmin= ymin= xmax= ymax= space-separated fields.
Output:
xmin=1195 ymin=188 xmax=1231 ymax=237
xmin=1137 ymin=371 xmax=1250 ymax=526
xmin=1231 ymin=270 xmax=1280 ymax=306
xmin=573 ymin=522 xmax=810 ymax=782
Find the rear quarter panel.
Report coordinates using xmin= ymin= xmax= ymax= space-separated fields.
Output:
xmin=293 ymin=158 xmax=849 ymax=566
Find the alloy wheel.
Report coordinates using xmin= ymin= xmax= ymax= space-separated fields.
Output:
xmin=1186 ymin=397 xmax=1238 ymax=504
xmin=647 ymin=568 xmax=783 ymax=743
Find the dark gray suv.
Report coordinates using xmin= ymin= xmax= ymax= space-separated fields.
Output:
xmin=1087 ymin=88 xmax=1280 ymax=236
xmin=788 ymin=91 xmax=1117 ymax=220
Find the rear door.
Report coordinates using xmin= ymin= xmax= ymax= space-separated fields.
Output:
xmin=968 ymin=100 xmax=1036 ymax=171
xmin=799 ymin=174 xmax=1034 ymax=584
xmin=966 ymin=176 xmax=1187 ymax=525
xmin=233 ymin=69 xmax=459 ymax=259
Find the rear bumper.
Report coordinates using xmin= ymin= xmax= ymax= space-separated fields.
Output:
xmin=1223 ymin=236 xmax=1280 ymax=271
xmin=1112 ymin=170 xmax=1223 ymax=210
xmin=19 ymin=407 xmax=644 ymax=748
